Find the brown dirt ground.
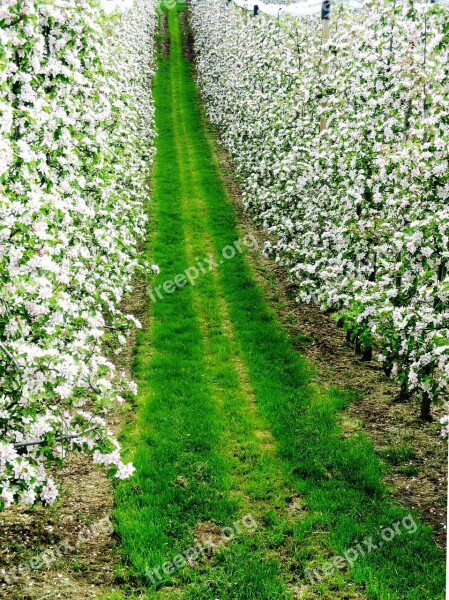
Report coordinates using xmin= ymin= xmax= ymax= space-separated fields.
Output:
xmin=160 ymin=13 xmax=170 ymax=58
xmin=179 ymin=11 xmax=195 ymax=63
xmin=194 ymin=521 xmax=231 ymax=559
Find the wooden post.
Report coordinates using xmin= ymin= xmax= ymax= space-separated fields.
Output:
xmin=320 ymin=1 xmax=331 ymax=131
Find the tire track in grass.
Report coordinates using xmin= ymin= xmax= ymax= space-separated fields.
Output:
xmin=111 ymin=3 xmax=446 ymax=600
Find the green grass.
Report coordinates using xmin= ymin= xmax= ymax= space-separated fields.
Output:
xmin=112 ymin=3 xmax=446 ymax=599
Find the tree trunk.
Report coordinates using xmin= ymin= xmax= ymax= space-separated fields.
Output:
xmin=362 ymin=346 xmax=373 ymax=361
xmin=420 ymin=391 xmax=433 ymax=422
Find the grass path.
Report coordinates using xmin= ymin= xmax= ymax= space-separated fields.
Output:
xmin=110 ymin=5 xmax=445 ymax=599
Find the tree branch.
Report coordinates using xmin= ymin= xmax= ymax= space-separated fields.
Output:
xmin=11 ymin=425 xmax=99 ymax=450
xmin=0 ymin=342 xmax=23 ymax=369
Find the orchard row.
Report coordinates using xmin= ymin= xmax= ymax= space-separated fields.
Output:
xmin=192 ymin=0 xmax=449 ymax=424
xmin=0 ymin=0 xmax=156 ymax=508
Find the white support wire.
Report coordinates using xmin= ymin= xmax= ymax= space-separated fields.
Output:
xmin=233 ymin=0 xmax=363 ymax=16
xmin=231 ymin=0 xmax=448 ymax=17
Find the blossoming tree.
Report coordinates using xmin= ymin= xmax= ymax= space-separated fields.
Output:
xmin=0 ymin=0 xmax=156 ymax=509
xmin=191 ymin=0 xmax=449 ymax=425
